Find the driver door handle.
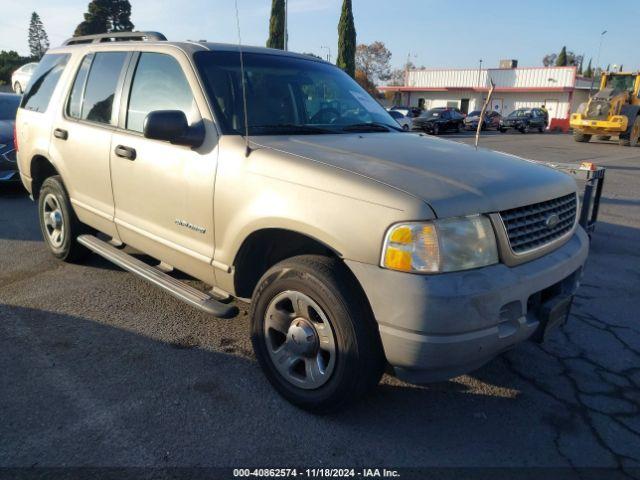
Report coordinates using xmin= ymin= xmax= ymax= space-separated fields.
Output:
xmin=115 ymin=145 xmax=136 ymax=160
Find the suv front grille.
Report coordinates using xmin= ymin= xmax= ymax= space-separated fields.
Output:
xmin=500 ymin=193 xmax=577 ymax=254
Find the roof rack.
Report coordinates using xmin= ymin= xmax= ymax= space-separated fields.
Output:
xmin=62 ymin=31 xmax=166 ymax=46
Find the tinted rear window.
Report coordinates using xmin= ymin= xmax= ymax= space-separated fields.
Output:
xmin=21 ymin=54 xmax=70 ymax=113
xmin=79 ymin=52 xmax=128 ymax=125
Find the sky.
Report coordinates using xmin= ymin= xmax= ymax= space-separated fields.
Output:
xmin=0 ymin=0 xmax=637 ymax=72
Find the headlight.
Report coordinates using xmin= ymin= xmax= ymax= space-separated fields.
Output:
xmin=381 ymin=215 xmax=498 ymax=273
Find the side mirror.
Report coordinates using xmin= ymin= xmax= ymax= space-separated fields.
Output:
xmin=143 ymin=110 xmax=204 ymax=148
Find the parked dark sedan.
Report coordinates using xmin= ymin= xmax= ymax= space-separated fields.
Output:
xmin=499 ymin=108 xmax=546 ymax=133
xmin=0 ymin=93 xmax=21 ymax=183
xmin=464 ymin=110 xmax=502 ymax=130
xmin=411 ymin=107 xmax=465 ymax=135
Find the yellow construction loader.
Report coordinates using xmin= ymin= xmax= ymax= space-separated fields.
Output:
xmin=570 ymin=72 xmax=640 ymax=146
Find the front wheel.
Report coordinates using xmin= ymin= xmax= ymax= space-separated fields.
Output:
xmin=620 ymin=117 xmax=640 ymax=147
xmin=38 ymin=176 xmax=90 ymax=262
xmin=402 ymin=124 xmax=409 ymax=131
xmin=250 ymin=255 xmax=384 ymax=414
xmin=573 ymin=131 xmax=592 ymax=143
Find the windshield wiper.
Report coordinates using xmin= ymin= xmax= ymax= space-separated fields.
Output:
xmin=249 ymin=124 xmax=335 ymax=135
xmin=341 ymin=122 xmax=398 ymax=132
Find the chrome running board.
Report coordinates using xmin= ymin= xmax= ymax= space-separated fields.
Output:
xmin=77 ymin=235 xmax=238 ymax=319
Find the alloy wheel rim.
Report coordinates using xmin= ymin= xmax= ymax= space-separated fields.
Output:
xmin=42 ymin=193 xmax=65 ymax=248
xmin=264 ymin=290 xmax=337 ymax=390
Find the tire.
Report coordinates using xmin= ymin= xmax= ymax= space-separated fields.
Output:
xmin=573 ymin=131 xmax=591 ymax=143
xmin=38 ymin=176 xmax=90 ymax=263
xmin=538 ymin=125 xmax=544 ymax=133
xmin=250 ymin=255 xmax=384 ymax=414
xmin=520 ymin=124 xmax=529 ymax=134
xmin=402 ymin=124 xmax=409 ymax=131
xmin=432 ymin=124 xmax=440 ymax=135
xmin=456 ymin=123 xmax=461 ymax=133
xmin=498 ymin=127 xmax=506 ymax=133
xmin=621 ymin=116 xmax=640 ymax=147
xmin=14 ymin=82 xmax=23 ymax=94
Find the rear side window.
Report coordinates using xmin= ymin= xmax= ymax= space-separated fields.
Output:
xmin=67 ymin=54 xmax=93 ymax=119
xmin=21 ymin=54 xmax=70 ymax=113
xmin=126 ymin=53 xmax=198 ymax=133
xmin=68 ymin=52 xmax=127 ymax=125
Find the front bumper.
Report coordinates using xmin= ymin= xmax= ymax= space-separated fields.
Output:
xmin=570 ymin=114 xmax=628 ymax=133
xmin=345 ymin=227 xmax=589 ymax=383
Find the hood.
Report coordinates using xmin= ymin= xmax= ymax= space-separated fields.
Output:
xmin=253 ymin=133 xmax=576 ymax=218
xmin=0 ymin=120 xmax=14 ymax=147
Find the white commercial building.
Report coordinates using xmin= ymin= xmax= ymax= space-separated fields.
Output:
xmin=381 ymin=65 xmax=593 ymax=131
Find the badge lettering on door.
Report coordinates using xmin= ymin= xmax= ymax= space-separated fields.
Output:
xmin=175 ymin=219 xmax=206 ymax=234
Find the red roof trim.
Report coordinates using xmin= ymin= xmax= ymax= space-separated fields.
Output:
xmin=379 ymin=86 xmax=574 ymax=93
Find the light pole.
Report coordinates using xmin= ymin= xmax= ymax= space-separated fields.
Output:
xmin=477 ymin=59 xmax=483 ymax=87
xmin=590 ymin=29 xmax=607 ymax=95
xmin=321 ymin=45 xmax=331 ymax=62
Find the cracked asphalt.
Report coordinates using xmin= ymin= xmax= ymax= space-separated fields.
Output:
xmin=0 ymin=133 xmax=638 ymax=478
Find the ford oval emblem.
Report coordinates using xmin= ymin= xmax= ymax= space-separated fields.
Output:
xmin=545 ymin=213 xmax=560 ymax=229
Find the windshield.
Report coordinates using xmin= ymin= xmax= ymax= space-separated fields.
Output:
xmin=0 ymin=95 xmax=20 ymax=120
xmin=508 ymin=109 xmax=530 ymax=118
xmin=194 ymin=51 xmax=398 ymax=135
xmin=605 ymin=74 xmax=636 ymax=92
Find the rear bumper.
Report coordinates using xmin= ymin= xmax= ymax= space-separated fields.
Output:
xmin=345 ymin=227 xmax=589 ymax=383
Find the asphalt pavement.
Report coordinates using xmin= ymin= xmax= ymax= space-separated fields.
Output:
xmin=0 ymin=132 xmax=638 ymax=477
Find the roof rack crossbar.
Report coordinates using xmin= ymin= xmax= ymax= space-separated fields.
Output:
xmin=62 ymin=31 xmax=166 ymax=46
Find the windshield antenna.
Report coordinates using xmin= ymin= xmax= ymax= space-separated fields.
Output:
xmin=234 ymin=0 xmax=251 ymax=157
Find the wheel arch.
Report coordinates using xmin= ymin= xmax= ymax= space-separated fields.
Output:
xmin=30 ymin=155 xmax=60 ymax=199
xmin=233 ymin=228 xmax=346 ymax=299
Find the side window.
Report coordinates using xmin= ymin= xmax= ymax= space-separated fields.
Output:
xmin=21 ymin=54 xmax=70 ymax=113
xmin=67 ymin=54 xmax=94 ymax=119
xmin=79 ymin=52 xmax=128 ymax=125
xmin=126 ymin=53 xmax=198 ymax=133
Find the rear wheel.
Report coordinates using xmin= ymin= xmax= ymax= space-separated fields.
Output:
xmin=402 ymin=124 xmax=409 ymax=131
xmin=38 ymin=176 xmax=90 ymax=262
xmin=573 ymin=131 xmax=592 ymax=143
xmin=250 ymin=255 xmax=384 ymax=414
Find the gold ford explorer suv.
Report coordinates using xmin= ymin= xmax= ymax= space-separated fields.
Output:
xmin=15 ymin=32 xmax=589 ymax=413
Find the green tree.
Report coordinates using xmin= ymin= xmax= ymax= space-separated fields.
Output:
xmin=336 ymin=0 xmax=356 ymax=78
xmin=556 ymin=46 xmax=568 ymax=66
xmin=0 ymin=50 xmax=32 ymax=85
xmin=74 ymin=0 xmax=134 ymax=37
xmin=266 ymin=0 xmax=285 ymax=49
xmin=577 ymin=57 xmax=583 ymax=75
xmin=28 ymin=12 xmax=49 ymax=59
xmin=584 ymin=58 xmax=593 ymax=77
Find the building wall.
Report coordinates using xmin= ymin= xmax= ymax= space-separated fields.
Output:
xmin=402 ymin=90 xmax=571 ymax=120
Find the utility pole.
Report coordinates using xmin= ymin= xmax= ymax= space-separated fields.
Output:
xmin=477 ymin=59 xmax=483 ymax=87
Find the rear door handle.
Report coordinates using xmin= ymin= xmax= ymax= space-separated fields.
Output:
xmin=53 ymin=128 xmax=68 ymax=140
xmin=115 ymin=145 xmax=136 ymax=160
